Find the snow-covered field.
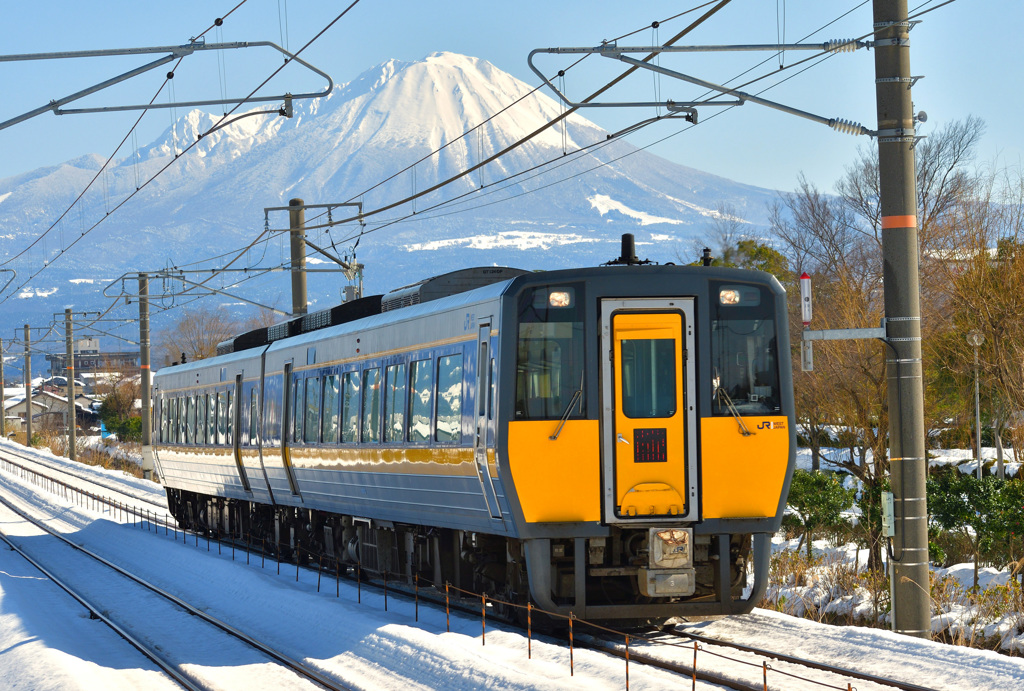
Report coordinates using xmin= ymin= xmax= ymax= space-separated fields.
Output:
xmin=1 ymin=438 xmax=1023 ymax=690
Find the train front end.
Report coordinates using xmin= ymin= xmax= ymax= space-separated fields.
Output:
xmin=498 ymin=265 xmax=794 ymax=622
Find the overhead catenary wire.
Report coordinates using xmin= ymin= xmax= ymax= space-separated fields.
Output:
xmin=10 ymin=0 xmax=962 ymax=332
xmin=0 ymin=0 xmax=362 ymax=307
xmin=0 ymin=0 xmax=254 ymax=272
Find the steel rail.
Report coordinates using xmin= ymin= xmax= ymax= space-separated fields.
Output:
xmin=671 ymin=628 xmax=937 ymax=691
xmin=0 ymin=445 xmax=167 ymax=511
xmin=0 ymin=481 xmax=354 ymax=691
xmin=0 ymin=523 xmax=204 ymax=691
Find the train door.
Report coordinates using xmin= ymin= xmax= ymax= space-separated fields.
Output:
xmin=233 ymin=373 xmax=252 ymax=492
xmin=600 ymin=299 xmax=698 ymax=523
xmin=474 ymin=320 xmax=502 ymax=520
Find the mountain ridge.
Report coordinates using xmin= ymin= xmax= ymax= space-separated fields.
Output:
xmin=0 ymin=51 xmax=781 ymax=332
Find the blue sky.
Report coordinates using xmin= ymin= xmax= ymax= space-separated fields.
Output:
xmin=1 ymin=0 xmax=1019 ymax=195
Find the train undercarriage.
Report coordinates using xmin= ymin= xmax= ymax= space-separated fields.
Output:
xmin=167 ymin=488 xmax=755 ymax=625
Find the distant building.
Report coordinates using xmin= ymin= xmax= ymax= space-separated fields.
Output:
xmin=46 ymin=337 xmax=140 ymax=380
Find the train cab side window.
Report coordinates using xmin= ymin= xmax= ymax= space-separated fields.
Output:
xmin=196 ymin=394 xmax=206 ymax=445
xmin=341 ymin=371 xmax=359 ymax=442
xmin=322 ymin=375 xmax=340 ymax=444
xmin=408 ymin=360 xmax=432 ymax=443
xmin=710 ymin=282 xmax=781 ymax=416
xmin=435 ymin=354 xmax=463 ymax=442
xmin=362 ymin=368 xmax=382 ymax=443
xmin=384 ymin=364 xmax=407 ymax=442
xmin=304 ymin=376 xmax=321 ymax=444
xmin=514 ymin=284 xmax=585 ymax=420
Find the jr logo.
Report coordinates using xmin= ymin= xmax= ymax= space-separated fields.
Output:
xmin=757 ymin=421 xmax=785 ymax=430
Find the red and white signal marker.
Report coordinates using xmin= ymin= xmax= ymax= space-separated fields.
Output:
xmin=800 ymin=272 xmax=812 ymax=327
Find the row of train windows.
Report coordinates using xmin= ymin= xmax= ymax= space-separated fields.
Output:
xmin=161 ymin=390 xmax=234 ymax=446
xmin=290 ymin=354 xmax=478 ymax=445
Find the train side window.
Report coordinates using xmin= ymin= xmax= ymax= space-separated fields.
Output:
xmin=304 ymin=376 xmax=321 ymax=443
xmin=362 ymin=368 xmax=381 ymax=443
xmin=226 ymin=390 xmax=234 ymax=446
xmin=159 ymin=400 xmax=166 ymax=443
xmin=292 ymin=376 xmax=304 ymax=443
xmin=186 ymin=396 xmax=195 ymax=444
xmin=384 ymin=364 xmax=407 ymax=442
xmin=322 ymin=375 xmax=340 ymax=444
xmin=196 ymin=394 xmax=206 ymax=445
xmin=206 ymin=393 xmax=215 ymax=445
xmin=435 ymin=354 xmax=463 ymax=443
xmin=407 ymin=360 xmax=433 ymax=443
xmin=341 ymin=371 xmax=359 ymax=442
xmin=168 ymin=398 xmax=176 ymax=443
xmin=217 ymin=391 xmax=227 ymax=445
xmin=177 ymin=397 xmax=186 ymax=443
xmin=249 ymin=389 xmax=258 ymax=445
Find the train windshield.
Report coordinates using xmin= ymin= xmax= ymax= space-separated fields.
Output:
xmin=515 ymin=283 xmax=585 ymax=420
xmin=710 ymin=282 xmax=781 ymax=416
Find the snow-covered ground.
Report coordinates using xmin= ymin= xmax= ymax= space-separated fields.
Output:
xmin=1 ymin=439 xmax=1023 ymax=689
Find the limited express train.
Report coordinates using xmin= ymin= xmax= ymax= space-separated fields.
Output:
xmin=152 ymin=247 xmax=794 ymax=623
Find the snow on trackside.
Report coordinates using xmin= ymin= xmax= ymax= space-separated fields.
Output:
xmin=1 ymin=439 xmax=1023 ymax=689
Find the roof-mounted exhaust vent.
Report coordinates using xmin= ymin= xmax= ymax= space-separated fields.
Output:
xmin=603 ymin=233 xmax=652 ymax=266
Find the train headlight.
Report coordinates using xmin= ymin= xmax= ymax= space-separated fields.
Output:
xmin=719 ymin=285 xmax=761 ymax=307
xmin=548 ymin=290 xmax=572 ymax=308
xmin=719 ymin=288 xmax=741 ymax=305
xmin=649 ymin=527 xmax=692 ymax=569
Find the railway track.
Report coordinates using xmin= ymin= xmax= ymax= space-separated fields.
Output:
xmin=670 ymin=628 xmax=937 ymax=691
xmin=0 ymin=473 xmax=354 ymax=691
xmin=582 ymin=625 xmax=937 ymax=691
xmin=0 ymin=444 xmax=945 ymax=690
xmin=0 ymin=442 xmax=166 ymax=512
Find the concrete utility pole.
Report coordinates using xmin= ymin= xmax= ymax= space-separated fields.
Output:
xmin=23 ymin=325 xmax=31 ymax=446
xmin=289 ymin=197 xmax=308 ymax=316
xmin=139 ymin=273 xmax=156 ymax=481
xmin=64 ymin=309 xmax=76 ymax=461
xmin=873 ymin=0 xmax=930 ymax=637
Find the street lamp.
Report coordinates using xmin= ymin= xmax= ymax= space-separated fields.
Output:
xmin=967 ymin=331 xmax=985 ymax=479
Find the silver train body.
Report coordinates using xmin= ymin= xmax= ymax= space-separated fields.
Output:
xmin=153 ymin=264 xmax=795 ymax=623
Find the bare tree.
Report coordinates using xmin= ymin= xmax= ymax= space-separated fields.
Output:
xmin=155 ymin=305 xmax=242 ymax=365
xmin=771 ymin=117 xmax=987 ymax=570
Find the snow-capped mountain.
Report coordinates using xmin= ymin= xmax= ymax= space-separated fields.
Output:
xmin=0 ymin=51 xmax=778 ymax=330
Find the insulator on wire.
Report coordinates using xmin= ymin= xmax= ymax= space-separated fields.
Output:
xmin=829 ymin=118 xmax=866 ymax=136
xmin=824 ymin=39 xmax=860 ymax=53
